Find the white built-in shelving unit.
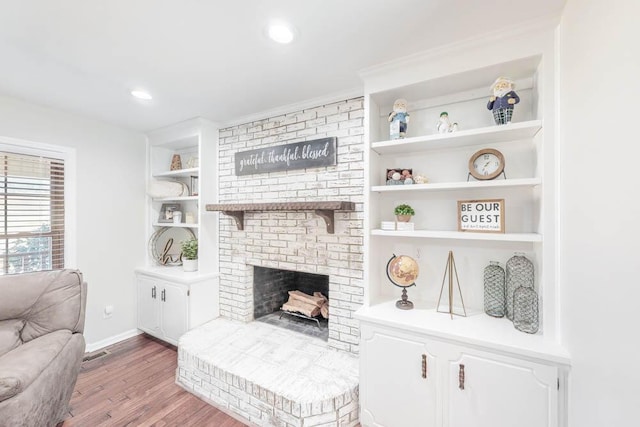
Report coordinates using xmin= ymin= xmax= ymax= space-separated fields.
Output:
xmin=135 ymin=118 xmax=220 ymax=346
xmin=357 ymin=24 xmax=570 ymax=427
xmin=153 ymin=167 xmax=200 ymax=178
xmin=143 ymin=118 xmax=219 ymax=272
xmin=362 ymin=53 xmax=556 ymax=336
xmin=370 ymin=119 xmax=541 ymax=154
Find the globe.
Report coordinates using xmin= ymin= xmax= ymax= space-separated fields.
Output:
xmin=387 ymin=254 xmax=419 ymax=287
xmin=386 ymin=254 xmax=419 ymax=310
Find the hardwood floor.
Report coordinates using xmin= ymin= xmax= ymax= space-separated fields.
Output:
xmin=60 ymin=334 xmax=247 ymax=427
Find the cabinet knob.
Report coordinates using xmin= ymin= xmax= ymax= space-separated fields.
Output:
xmin=152 ymin=285 xmax=156 ymax=299
xmin=161 ymin=289 xmax=166 ymax=302
xmin=459 ymin=364 xmax=465 ymax=390
xmin=422 ymin=354 xmax=427 ymax=379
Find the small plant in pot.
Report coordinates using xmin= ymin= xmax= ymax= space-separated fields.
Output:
xmin=180 ymin=238 xmax=198 ymax=272
xmin=394 ymin=204 xmax=415 ymax=222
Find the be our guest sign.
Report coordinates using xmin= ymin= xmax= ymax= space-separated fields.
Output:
xmin=457 ymin=199 xmax=505 ymax=233
xmin=234 ymin=137 xmax=337 ymax=176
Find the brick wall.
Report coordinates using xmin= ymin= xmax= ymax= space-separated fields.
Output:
xmin=217 ymin=98 xmax=365 ymax=353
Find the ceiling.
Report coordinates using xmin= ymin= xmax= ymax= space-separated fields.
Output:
xmin=0 ymin=0 xmax=566 ymax=132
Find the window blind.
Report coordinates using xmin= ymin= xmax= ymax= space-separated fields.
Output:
xmin=0 ymin=151 xmax=64 ymax=275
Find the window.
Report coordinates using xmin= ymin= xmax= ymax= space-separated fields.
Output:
xmin=0 ymin=151 xmax=65 ymax=275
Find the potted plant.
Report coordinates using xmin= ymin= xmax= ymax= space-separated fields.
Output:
xmin=394 ymin=204 xmax=415 ymax=222
xmin=180 ymin=238 xmax=198 ymax=272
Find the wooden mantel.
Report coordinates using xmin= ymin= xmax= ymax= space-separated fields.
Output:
xmin=205 ymin=201 xmax=355 ymax=234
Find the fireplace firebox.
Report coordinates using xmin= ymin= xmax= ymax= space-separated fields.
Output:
xmin=253 ymin=266 xmax=329 ymax=340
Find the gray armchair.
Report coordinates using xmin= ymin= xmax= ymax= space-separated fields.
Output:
xmin=0 ymin=269 xmax=87 ymax=427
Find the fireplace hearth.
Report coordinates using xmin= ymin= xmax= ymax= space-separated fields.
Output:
xmin=177 ymin=318 xmax=359 ymax=427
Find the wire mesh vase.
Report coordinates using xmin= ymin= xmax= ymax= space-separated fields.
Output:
xmin=513 ymin=286 xmax=539 ymax=333
xmin=505 ymin=253 xmax=534 ymax=320
xmin=484 ymin=261 xmax=505 ymax=318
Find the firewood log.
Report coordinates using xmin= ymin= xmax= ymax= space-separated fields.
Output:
xmin=320 ymin=303 xmax=329 ymax=319
xmin=288 ymin=290 xmax=325 ymax=307
xmin=286 ymin=297 xmax=317 ymax=312
xmin=282 ymin=302 xmax=320 ymax=318
xmin=313 ymin=292 xmax=328 ymax=303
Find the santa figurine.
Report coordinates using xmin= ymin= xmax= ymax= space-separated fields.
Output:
xmin=388 ymin=99 xmax=410 ymax=139
xmin=487 ymin=77 xmax=520 ymax=125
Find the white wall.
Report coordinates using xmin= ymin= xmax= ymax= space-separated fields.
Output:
xmin=559 ymin=0 xmax=640 ymax=425
xmin=0 ymin=94 xmax=146 ymax=349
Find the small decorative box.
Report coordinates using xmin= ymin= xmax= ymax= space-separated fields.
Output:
xmin=395 ymin=222 xmax=415 ymax=231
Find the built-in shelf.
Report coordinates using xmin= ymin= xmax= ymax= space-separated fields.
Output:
xmin=153 ymin=167 xmax=199 ymax=178
xmin=152 ymin=195 xmax=199 ymax=202
xmin=152 ymin=223 xmax=200 ymax=228
xmin=371 ymin=177 xmax=541 ymax=193
xmin=135 ymin=266 xmax=218 ymax=285
xmin=371 ymin=120 xmax=541 ymax=155
xmin=371 ymin=229 xmax=542 ymax=242
xmin=205 ymin=201 xmax=356 ymax=234
xmin=355 ymin=301 xmax=570 ymax=365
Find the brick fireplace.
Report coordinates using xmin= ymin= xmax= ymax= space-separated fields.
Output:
xmin=216 ymin=97 xmax=365 ymax=354
xmin=177 ymin=99 xmax=364 ymax=426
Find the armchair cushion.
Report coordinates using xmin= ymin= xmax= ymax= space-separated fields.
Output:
xmin=0 ymin=319 xmax=24 ymax=358
xmin=0 ymin=329 xmax=72 ymax=402
xmin=0 ymin=269 xmax=86 ymax=425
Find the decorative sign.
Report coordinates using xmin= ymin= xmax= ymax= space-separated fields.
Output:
xmin=234 ymin=137 xmax=337 ymax=176
xmin=457 ymin=199 xmax=505 ymax=233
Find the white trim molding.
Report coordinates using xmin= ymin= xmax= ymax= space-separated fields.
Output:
xmin=85 ymin=329 xmax=143 ymax=353
xmin=360 ymin=14 xmax=562 ymax=81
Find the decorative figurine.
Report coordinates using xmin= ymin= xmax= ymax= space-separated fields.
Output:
xmin=436 ymin=112 xmax=458 ymax=133
xmin=388 ymin=98 xmax=410 ymax=139
xmin=170 ymin=154 xmax=182 ymax=171
xmin=413 ymin=174 xmax=429 ymax=184
xmin=487 ymin=77 xmax=520 ymax=125
xmin=185 ymin=155 xmax=199 ymax=169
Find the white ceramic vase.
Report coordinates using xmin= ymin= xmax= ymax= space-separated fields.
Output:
xmin=182 ymin=259 xmax=198 ymax=272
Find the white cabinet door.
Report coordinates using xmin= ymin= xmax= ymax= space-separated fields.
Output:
xmin=360 ymin=327 xmax=438 ymax=427
xmin=446 ymin=351 xmax=558 ymax=427
xmin=137 ymin=277 xmax=159 ymax=334
xmin=159 ymin=281 xmax=188 ymax=345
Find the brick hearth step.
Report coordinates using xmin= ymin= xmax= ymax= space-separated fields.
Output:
xmin=177 ymin=318 xmax=359 ymax=427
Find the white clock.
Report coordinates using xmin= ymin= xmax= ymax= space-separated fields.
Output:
xmin=468 ymin=148 xmax=505 ymax=180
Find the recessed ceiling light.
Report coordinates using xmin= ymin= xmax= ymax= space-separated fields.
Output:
xmin=267 ymin=23 xmax=296 ymax=44
xmin=131 ymin=90 xmax=153 ymax=100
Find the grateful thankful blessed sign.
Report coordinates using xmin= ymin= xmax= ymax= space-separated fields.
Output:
xmin=234 ymin=137 xmax=337 ymax=176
